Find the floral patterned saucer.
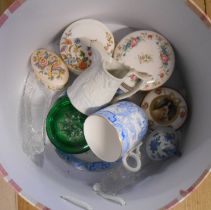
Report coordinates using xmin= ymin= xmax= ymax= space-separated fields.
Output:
xmin=114 ymin=31 xmax=175 ymax=92
xmin=141 ymin=87 xmax=188 ymax=130
xmin=60 ymin=19 xmax=115 ymax=74
xmin=56 ymin=149 xmax=118 ymax=172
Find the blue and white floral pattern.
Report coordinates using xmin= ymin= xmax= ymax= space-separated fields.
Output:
xmin=146 ymin=127 xmax=180 ymax=161
xmin=96 ymin=101 xmax=148 ymax=155
xmin=56 ymin=150 xmax=117 ymax=172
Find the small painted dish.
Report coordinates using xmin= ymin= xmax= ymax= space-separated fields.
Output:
xmin=60 ymin=19 xmax=115 ymax=74
xmin=114 ymin=30 xmax=175 ymax=92
xmin=31 ymin=49 xmax=69 ymax=90
xmin=46 ymin=96 xmax=89 ymax=154
xmin=56 ymin=149 xmax=118 ymax=172
xmin=141 ymin=87 xmax=188 ymax=130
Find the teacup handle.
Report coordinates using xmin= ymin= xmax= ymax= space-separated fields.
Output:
xmin=122 ymin=142 xmax=143 ymax=172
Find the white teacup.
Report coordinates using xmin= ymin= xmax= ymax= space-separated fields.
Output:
xmin=84 ymin=101 xmax=148 ymax=172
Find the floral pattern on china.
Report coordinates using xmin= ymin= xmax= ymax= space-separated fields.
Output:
xmin=60 ymin=19 xmax=115 ymax=74
xmin=31 ymin=49 xmax=69 ymax=90
xmin=60 ymin=36 xmax=92 ymax=73
xmin=32 ymin=50 xmax=67 ymax=80
xmin=56 ymin=149 xmax=115 ymax=172
xmin=145 ymin=127 xmax=181 ymax=161
xmin=114 ymin=30 xmax=175 ymax=91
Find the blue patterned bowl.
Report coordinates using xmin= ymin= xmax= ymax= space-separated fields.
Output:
xmin=55 ymin=149 xmax=118 ymax=172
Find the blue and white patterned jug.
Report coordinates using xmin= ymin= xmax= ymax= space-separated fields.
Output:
xmin=145 ymin=127 xmax=181 ymax=161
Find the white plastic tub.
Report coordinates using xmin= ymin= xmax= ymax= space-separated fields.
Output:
xmin=0 ymin=0 xmax=211 ymax=209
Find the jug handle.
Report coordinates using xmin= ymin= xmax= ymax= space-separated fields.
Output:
xmin=112 ymin=80 xmax=142 ymax=103
xmin=112 ymin=69 xmax=154 ymax=103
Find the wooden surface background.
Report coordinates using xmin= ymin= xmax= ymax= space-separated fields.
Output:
xmin=0 ymin=0 xmax=211 ymax=209
xmin=192 ymin=0 xmax=211 ymax=15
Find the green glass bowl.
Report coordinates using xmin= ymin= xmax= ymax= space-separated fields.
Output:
xmin=46 ymin=96 xmax=90 ymax=154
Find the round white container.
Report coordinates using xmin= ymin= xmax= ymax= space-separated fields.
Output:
xmin=0 ymin=0 xmax=210 ymax=209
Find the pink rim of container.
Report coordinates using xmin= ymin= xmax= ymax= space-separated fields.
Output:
xmin=0 ymin=0 xmax=210 ymax=209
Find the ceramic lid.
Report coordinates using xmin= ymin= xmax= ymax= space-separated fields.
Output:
xmin=114 ymin=30 xmax=175 ymax=91
xmin=141 ymin=87 xmax=188 ymax=130
xmin=31 ymin=49 xmax=69 ymax=90
xmin=60 ymin=19 xmax=115 ymax=74
xmin=46 ymin=96 xmax=89 ymax=154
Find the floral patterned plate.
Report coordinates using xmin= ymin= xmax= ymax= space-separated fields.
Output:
xmin=60 ymin=19 xmax=115 ymax=74
xmin=114 ymin=31 xmax=175 ymax=91
xmin=141 ymin=87 xmax=188 ymax=130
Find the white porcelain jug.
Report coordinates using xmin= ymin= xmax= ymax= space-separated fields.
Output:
xmin=67 ymin=40 xmax=153 ymax=115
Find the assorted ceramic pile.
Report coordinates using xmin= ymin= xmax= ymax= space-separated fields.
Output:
xmin=30 ymin=19 xmax=188 ymax=172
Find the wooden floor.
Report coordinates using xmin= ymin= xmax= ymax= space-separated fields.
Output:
xmin=186 ymin=0 xmax=211 ymax=26
xmin=0 ymin=0 xmax=211 ymax=210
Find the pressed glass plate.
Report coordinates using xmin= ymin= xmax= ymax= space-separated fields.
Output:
xmin=46 ymin=96 xmax=90 ymax=154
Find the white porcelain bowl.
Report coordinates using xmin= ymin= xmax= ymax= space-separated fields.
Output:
xmin=0 ymin=1 xmax=211 ymax=210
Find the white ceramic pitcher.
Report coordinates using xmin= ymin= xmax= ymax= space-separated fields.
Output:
xmin=67 ymin=39 xmax=153 ymax=115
